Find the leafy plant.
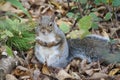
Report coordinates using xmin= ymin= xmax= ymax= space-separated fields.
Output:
xmin=0 ymin=18 xmax=35 ymax=51
xmin=65 ymin=0 xmax=120 ymax=39
xmin=104 ymin=12 xmax=113 ymax=21
xmin=59 ymin=22 xmax=70 ymax=33
xmin=5 ymin=45 xmax=13 ymax=56
xmin=112 ymin=0 xmax=120 ymax=7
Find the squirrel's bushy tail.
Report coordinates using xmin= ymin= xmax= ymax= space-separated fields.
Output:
xmin=68 ymin=35 xmax=120 ymax=64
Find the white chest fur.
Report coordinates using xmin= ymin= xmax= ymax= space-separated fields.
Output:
xmin=35 ymin=32 xmax=61 ymax=66
xmin=36 ymin=32 xmax=56 ymax=43
xmin=35 ymin=45 xmax=60 ymax=65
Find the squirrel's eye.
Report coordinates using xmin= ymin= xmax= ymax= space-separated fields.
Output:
xmin=39 ymin=23 xmax=41 ymax=26
xmin=49 ymin=22 xmax=52 ymax=26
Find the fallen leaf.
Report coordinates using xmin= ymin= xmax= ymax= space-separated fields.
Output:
xmin=13 ymin=66 xmax=30 ymax=77
xmin=70 ymin=72 xmax=81 ymax=79
xmin=0 ymin=2 xmax=13 ymax=11
xmin=56 ymin=69 xmax=73 ymax=80
xmin=115 ymin=75 xmax=120 ymax=80
xmin=109 ymin=68 xmax=120 ymax=76
xmin=19 ymin=75 xmax=31 ymax=80
xmin=33 ymin=64 xmax=41 ymax=80
xmin=80 ymin=59 xmax=90 ymax=71
xmin=69 ymin=59 xmax=80 ymax=67
xmin=85 ymin=69 xmax=94 ymax=76
xmin=89 ymin=72 xmax=108 ymax=79
xmin=16 ymin=66 xmax=29 ymax=71
xmin=6 ymin=74 xmax=18 ymax=80
xmin=42 ymin=64 xmax=50 ymax=75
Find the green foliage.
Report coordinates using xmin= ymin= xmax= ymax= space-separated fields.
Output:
xmin=0 ymin=18 xmax=35 ymax=51
xmin=104 ymin=12 xmax=113 ymax=21
xmin=112 ymin=0 xmax=120 ymax=7
xmin=6 ymin=32 xmax=35 ymax=51
xmin=89 ymin=13 xmax=100 ymax=29
xmin=5 ymin=45 xmax=13 ymax=56
xmin=91 ymin=22 xmax=99 ymax=29
xmin=78 ymin=15 xmax=92 ymax=38
xmin=66 ymin=12 xmax=74 ymax=18
xmin=94 ymin=0 xmax=120 ymax=7
xmin=6 ymin=0 xmax=31 ymax=19
xmin=78 ymin=15 xmax=92 ymax=30
xmin=89 ymin=13 xmax=101 ymax=22
xmin=80 ymin=0 xmax=88 ymax=4
xmin=66 ymin=0 xmax=120 ymax=39
xmin=94 ymin=0 xmax=107 ymax=5
xmin=59 ymin=22 xmax=70 ymax=33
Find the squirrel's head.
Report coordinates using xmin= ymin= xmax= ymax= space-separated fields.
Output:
xmin=38 ymin=16 xmax=55 ymax=35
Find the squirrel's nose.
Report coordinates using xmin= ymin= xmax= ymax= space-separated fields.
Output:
xmin=42 ymin=31 xmax=45 ymax=34
xmin=41 ymin=30 xmax=47 ymax=35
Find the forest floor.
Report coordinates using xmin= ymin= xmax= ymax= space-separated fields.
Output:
xmin=0 ymin=0 xmax=120 ymax=80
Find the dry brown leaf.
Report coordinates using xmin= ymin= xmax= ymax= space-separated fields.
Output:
xmin=13 ymin=66 xmax=30 ymax=77
xmin=85 ymin=69 xmax=94 ymax=76
xmin=101 ymin=29 xmax=109 ymax=40
xmin=6 ymin=74 xmax=18 ymax=80
xmin=0 ymin=2 xmax=23 ymax=15
xmin=89 ymin=72 xmax=108 ymax=79
xmin=0 ymin=2 xmax=12 ymax=11
xmin=19 ymin=75 xmax=31 ymax=80
xmin=80 ymin=59 xmax=91 ymax=71
xmin=115 ymin=75 xmax=120 ymax=80
xmin=20 ymin=0 xmax=30 ymax=9
xmin=29 ymin=0 xmax=46 ymax=5
xmin=33 ymin=64 xmax=41 ymax=80
xmin=49 ymin=0 xmax=61 ymax=9
xmin=16 ymin=66 xmax=29 ymax=71
xmin=14 ymin=51 xmax=26 ymax=66
xmin=49 ymin=0 xmax=71 ymax=15
xmin=69 ymin=59 xmax=80 ymax=67
xmin=70 ymin=72 xmax=81 ymax=79
xmin=57 ymin=18 xmax=72 ymax=26
xmin=56 ymin=69 xmax=73 ymax=80
xmin=26 ymin=48 xmax=34 ymax=63
xmin=65 ymin=63 xmax=71 ymax=72
xmin=109 ymin=68 xmax=120 ymax=76
xmin=98 ymin=25 xmax=110 ymax=40
xmin=42 ymin=64 xmax=50 ymax=75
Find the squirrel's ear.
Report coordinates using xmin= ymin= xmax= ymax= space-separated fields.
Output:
xmin=51 ymin=11 xmax=58 ymax=21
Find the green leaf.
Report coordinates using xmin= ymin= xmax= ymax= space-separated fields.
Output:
xmin=91 ymin=22 xmax=99 ymax=29
xmin=5 ymin=45 xmax=13 ymax=56
xmin=89 ymin=13 xmax=100 ymax=21
xmin=68 ymin=30 xmax=82 ymax=39
xmin=1 ymin=34 xmax=7 ymax=39
xmin=5 ymin=30 xmax=14 ymax=37
xmin=6 ymin=0 xmax=31 ymax=19
xmin=80 ymin=0 xmax=87 ymax=4
xmin=112 ymin=0 xmax=120 ymax=7
xmin=94 ymin=0 xmax=107 ymax=5
xmin=66 ymin=12 xmax=74 ymax=18
xmin=80 ymin=30 xmax=90 ymax=39
xmin=68 ymin=30 xmax=90 ymax=39
xmin=59 ymin=22 xmax=70 ymax=33
xmin=104 ymin=12 xmax=112 ymax=21
xmin=78 ymin=15 xmax=92 ymax=30
xmin=101 ymin=0 xmax=107 ymax=4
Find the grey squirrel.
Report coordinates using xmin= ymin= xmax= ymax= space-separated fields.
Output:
xmin=35 ymin=15 xmax=120 ymax=68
